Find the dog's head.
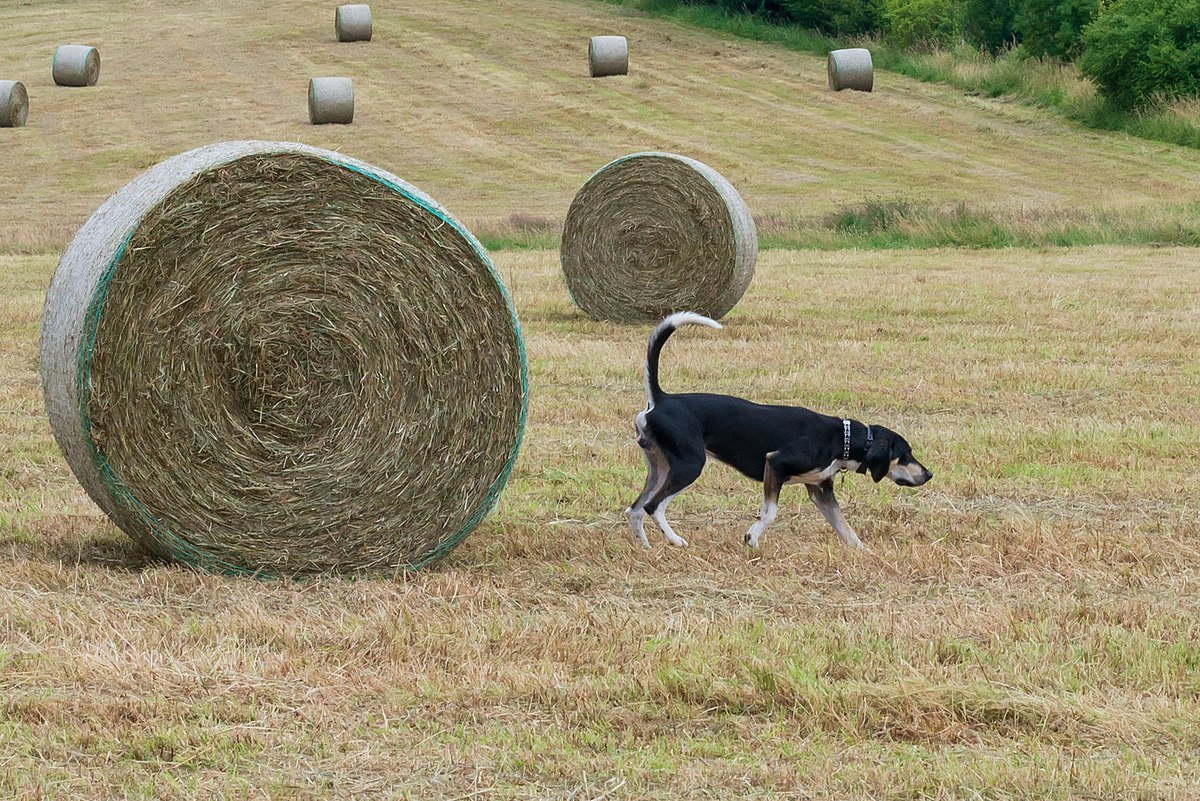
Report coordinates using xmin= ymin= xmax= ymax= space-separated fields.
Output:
xmin=860 ymin=426 xmax=933 ymax=487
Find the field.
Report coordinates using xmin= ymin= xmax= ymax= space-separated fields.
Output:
xmin=2 ymin=0 xmax=1200 ymax=798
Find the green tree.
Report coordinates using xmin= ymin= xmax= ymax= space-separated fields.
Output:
xmin=782 ymin=0 xmax=885 ymax=35
xmin=882 ymin=0 xmax=962 ymax=49
xmin=1079 ymin=0 xmax=1200 ymax=108
xmin=962 ymin=0 xmax=1019 ymax=52
xmin=1015 ymin=0 xmax=1099 ymax=58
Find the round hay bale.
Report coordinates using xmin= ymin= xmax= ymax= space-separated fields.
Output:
xmin=560 ymin=152 xmax=757 ymax=323
xmin=40 ymin=140 xmax=527 ymax=576
xmin=827 ymin=48 xmax=873 ymax=92
xmin=308 ymin=77 xmax=354 ymax=124
xmin=589 ymin=35 xmax=628 ymax=77
xmin=0 ymin=80 xmax=29 ymax=127
xmin=335 ymin=4 xmax=372 ymax=42
xmin=53 ymin=45 xmax=100 ymax=87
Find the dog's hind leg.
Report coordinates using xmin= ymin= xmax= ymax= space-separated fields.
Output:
xmin=745 ymin=453 xmax=785 ymax=548
xmin=651 ymin=493 xmax=687 ymax=547
xmin=805 ymin=479 xmax=864 ymax=548
xmin=626 ymin=443 xmax=668 ymax=548
xmin=644 ymin=454 xmax=704 ymax=548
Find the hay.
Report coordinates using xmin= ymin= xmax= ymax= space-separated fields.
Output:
xmin=0 ymin=81 xmax=28 ymax=127
xmin=560 ymin=152 xmax=757 ymax=323
xmin=308 ymin=77 xmax=354 ymax=124
xmin=827 ymin=48 xmax=873 ymax=92
xmin=40 ymin=141 xmax=527 ymax=576
xmin=53 ymin=45 xmax=100 ymax=87
xmin=335 ymin=4 xmax=372 ymax=42
xmin=589 ymin=36 xmax=628 ymax=77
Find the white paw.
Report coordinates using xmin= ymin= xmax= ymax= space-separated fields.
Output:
xmin=744 ymin=527 xmax=762 ymax=548
xmin=666 ymin=534 xmax=689 ymax=548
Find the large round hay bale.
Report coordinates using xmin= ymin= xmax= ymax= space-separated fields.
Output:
xmin=560 ymin=152 xmax=757 ymax=323
xmin=40 ymin=140 xmax=527 ymax=576
xmin=53 ymin=45 xmax=100 ymax=87
xmin=308 ymin=77 xmax=354 ymax=124
xmin=335 ymin=4 xmax=372 ymax=42
xmin=0 ymin=81 xmax=29 ymax=127
xmin=827 ymin=48 xmax=873 ymax=92
xmin=589 ymin=35 xmax=628 ymax=77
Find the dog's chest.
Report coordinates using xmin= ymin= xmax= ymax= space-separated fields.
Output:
xmin=785 ymin=459 xmax=860 ymax=485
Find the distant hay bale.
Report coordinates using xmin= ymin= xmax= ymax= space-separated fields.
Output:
xmin=589 ymin=36 xmax=628 ymax=77
xmin=308 ymin=77 xmax=354 ymax=124
xmin=40 ymin=140 xmax=527 ymax=576
xmin=827 ymin=48 xmax=873 ymax=92
xmin=0 ymin=81 xmax=28 ymax=127
xmin=560 ymin=152 xmax=757 ymax=323
xmin=53 ymin=45 xmax=100 ymax=87
xmin=335 ymin=4 xmax=372 ymax=42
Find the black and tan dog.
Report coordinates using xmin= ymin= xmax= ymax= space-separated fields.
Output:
xmin=626 ymin=312 xmax=932 ymax=549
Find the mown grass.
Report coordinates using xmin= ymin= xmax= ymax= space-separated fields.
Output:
xmin=606 ymin=0 xmax=1200 ymax=151
xmin=5 ymin=0 xmax=1200 ymax=253
xmin=3 ymin=246 xmax=1199 ymax=798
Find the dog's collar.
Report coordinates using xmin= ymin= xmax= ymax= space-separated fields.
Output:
xmin=842 ymin=419 xmax=873 ymax=466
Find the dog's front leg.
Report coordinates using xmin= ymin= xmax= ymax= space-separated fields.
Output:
xmin=745 ymin=455 xmax=783 ymax=548
xmin=805 ymin=479 xmax=864 ymax=548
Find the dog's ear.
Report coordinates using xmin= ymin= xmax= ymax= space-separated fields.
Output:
xmin=865 ymin=438 xmax=890 ymax=483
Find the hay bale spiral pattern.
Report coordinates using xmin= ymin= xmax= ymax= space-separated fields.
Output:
xmin=560 ymin=152 xmax=756 ymax=323
xmin=0 ymin=81 xmax=28 ymax=127
xmin=827 ymin=48 xmax=873 ymax=92
xmin=308 ymin=77 xmax=354 ymax=124
xmin=53 ymin=45 xmax=100 ymax=87
xmin=589 ymin=36 xmax=628 ymax=77
xmin=41 ymin=141 xmax=527 ymax=576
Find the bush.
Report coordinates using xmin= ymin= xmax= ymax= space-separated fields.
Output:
xmin=882 ymin=0 xmax=962 ymax=49
xmin=1079 ymin=0 xmax=1200 ymax=109
xmin=962 ymin=0 xmax=1018 ymax=52
xmin=680 ymin=0 xmax=793 ymax=19
xmin=782 ymin=0 xmax=884 ymax=36
xmin=1015 ymin=0 xmax=1099 ymax=58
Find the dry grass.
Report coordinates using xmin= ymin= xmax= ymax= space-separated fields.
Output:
xmin=3 ymin=246 xmax=1200 ymax=799
xmin=3 ymin=0 xmax=1200 ymax=252
xmin=3 ymin=0 xmax=1200 ymax=796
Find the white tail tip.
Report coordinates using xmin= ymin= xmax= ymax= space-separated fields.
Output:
xmin=661 ymin=311 xmax=722 ymax=330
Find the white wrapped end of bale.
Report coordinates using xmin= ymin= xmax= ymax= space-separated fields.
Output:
xmin=53 ymin=45 xmax=101 ymax=87
xmin=560 ymin=152 xmax=757 ymax=323
xmin=827 ymin=48 xmax=873 ymax=92
xmin=0 ymin=81 xmax=29 ymax=127
xmin=589 ymin=35 xmax=628 ymax=77
xmin=308 ymin=77 xmax=354 ymax=124
xmin=39 ymin=140 xmax=527 ymax=576
xmin=335 ymin=4 xmax=372 ymax=42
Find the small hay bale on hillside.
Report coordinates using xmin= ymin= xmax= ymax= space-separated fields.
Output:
xmin=589 ymin=35 xmax=628 ymax=77
xmin=40 ymin=140 xmax=527 ymax=576
xmin=53 ymin=45 xmax=100 ymax=87
xmin=0 ymin=81 xmax=28 ymax=127
xmin=308 ymin=77 xmax=354 ymax=124
xmin=560 ymin=152 xmax=757 ymax=323
xmin=827 ymin=48 xmax=873 ymax=92
xmin=335 ymin=4 xmax=372 ymax=42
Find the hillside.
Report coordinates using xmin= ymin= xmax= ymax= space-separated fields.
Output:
xmin=2 ymin=0 xmax=1200 ymax=250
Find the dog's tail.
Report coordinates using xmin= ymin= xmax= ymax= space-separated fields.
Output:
xmin=644 ymin=312 xmax=723 ymax=406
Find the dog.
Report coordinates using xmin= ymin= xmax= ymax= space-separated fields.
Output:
xmin=626 ymin=312 xmax=932 ymax=549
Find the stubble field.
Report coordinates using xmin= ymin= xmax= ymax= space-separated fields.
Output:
xmin=2 ymin=0 xmax=1199 ymax=798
